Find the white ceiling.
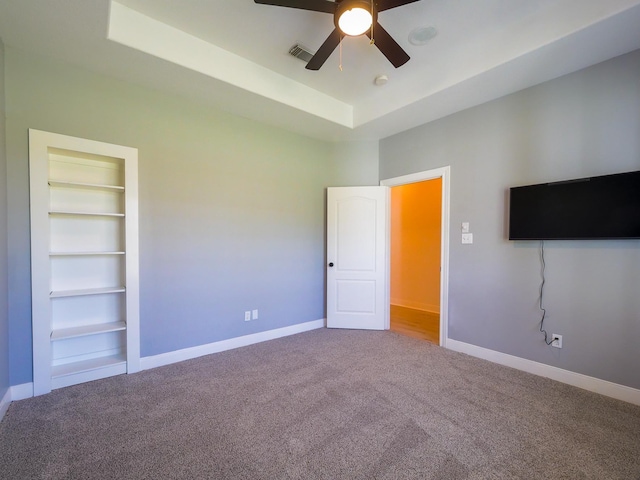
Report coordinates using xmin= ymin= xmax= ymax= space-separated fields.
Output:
xmin=1 ymin=0 xmax=640 ymax=141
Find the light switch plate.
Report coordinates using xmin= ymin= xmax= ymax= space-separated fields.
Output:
xmin=462 ymin=233 xmax=473 ymax=244
xmin=462 ymin=222 xmax=470 ymax=233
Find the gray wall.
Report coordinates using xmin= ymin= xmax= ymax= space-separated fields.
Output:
xmin=4 ymin=47 xmax=377 ymax=385
xmin=380 ymin=50 xmax=640 ymax=389
xmin=329 ymin=140 xmax=380 ymax=187
xmin=0 ymin=39 xmax=10 ymax=399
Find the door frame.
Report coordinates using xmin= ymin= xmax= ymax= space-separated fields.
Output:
xmin=380 ymin=166 xmax=450 ymax=347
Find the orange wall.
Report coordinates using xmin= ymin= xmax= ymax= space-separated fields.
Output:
xmin=390 ymin=179 xmax=442 ymax=313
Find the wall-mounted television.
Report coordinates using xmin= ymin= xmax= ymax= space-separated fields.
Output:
xmin=509 ymin=170 xmax=640 ymax=240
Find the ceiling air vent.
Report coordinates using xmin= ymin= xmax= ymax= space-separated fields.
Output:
xmin=289 ymin=44 xmax=314 ymax=63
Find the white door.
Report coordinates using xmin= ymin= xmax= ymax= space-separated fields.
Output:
xmin=327 ymin=187 xmax=389 ymax=330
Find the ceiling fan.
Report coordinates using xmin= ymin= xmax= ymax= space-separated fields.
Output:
xmin=254 ymin=0 xmax=421 ymax=70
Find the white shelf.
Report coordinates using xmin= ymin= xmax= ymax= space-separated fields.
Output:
xmin=51 ymin=354 xmax=126 ymax=379
xmin=51 ymin=321 xmax=126 ymax=341
xmin=49 ymin=180 xmax=124 ymax=192
xmin=49 ymin=210 xmax=124 ymax=217
xmin=50 ymin=286 xmax=126 ymax=298
xmin=50 ymin=251 xmax=125 ymax=256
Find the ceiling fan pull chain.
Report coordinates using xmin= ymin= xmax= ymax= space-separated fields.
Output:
xmin=339 ymin=36 xmax=343 ymax=71
xmin=370 ymin=0 xmax=375 ymax=44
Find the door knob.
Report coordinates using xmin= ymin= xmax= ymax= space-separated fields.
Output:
xmin=328 ymin=262 xmax=334 ymax=267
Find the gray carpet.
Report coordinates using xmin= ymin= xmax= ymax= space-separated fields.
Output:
xmin=1 ymin=329 xmax=639 ymax=479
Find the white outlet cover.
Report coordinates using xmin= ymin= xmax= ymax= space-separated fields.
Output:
xmin=551 ymin=334 xmax=563 ymax=348
xmin=462 ymin=233 xmax=473 ymax=244
xmin=252 ymin=309 xmax=258 ymax=320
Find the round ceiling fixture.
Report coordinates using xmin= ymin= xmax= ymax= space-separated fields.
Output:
xmin=374 ymin=74 xmax=389 ymax=86
xmin=408 ymin=26 xmax=438 ymax=46
xmin=335 ymin=1 xmax=377 ymax=37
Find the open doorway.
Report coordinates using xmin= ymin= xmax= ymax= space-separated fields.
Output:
xmin=389 ymin=179 xmax=442 ymax=343
xmin=381 ymin=167 xmax=450 ymax=346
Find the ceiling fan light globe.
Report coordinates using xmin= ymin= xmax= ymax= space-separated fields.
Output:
xmin=338 ymin=7 xmax=372 ymax=36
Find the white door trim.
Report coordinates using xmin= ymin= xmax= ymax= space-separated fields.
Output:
xmin=380 ymin=166 xmax=451 ymax=347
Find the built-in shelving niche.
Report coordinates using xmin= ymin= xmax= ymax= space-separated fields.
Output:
xmin=29 ymin=129 xmax=139 ymax=395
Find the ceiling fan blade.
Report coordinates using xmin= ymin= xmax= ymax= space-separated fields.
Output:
xmin=306 ymin=28 xmax=342 ymax=70
xmin=376 ymin=0 xmax=421 ymax=12
xmin=253 ymin=0 xmax=335 ymax=14
xmin=366 ymin=22 xmax=410 ymax=68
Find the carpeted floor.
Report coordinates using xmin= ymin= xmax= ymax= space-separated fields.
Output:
xmin=1 ymin=329 xmax=639 ymax=479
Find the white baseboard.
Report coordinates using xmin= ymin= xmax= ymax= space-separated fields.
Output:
xmin=390 ymin=301 xmax=439 ymax=314
xmin=0 ymin=387 xmax=11 ymax=420
xmin=140 ymin=319 xmax=326 ymax=371
xmin=0 ymin=382 xmax=34 ymax=420
xmin=446 ymin=339 xmax=640 ymax=406
xmin=11 ymin=383 xmax=34 ymax=401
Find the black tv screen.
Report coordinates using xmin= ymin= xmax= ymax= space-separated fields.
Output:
xmin=509 ymin=170 xmax=640 ymax=240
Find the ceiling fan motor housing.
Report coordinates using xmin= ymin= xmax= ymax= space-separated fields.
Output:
xmin=335 ymin=0 xmax=378 ymax=36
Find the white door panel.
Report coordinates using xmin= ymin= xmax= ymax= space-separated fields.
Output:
xmin=327 ymin=187 xmax=389 ymax=330
xmin=336 ymin=196 xmax=377 ymax=270
xmin=336 ymin=280 xmax=376 ymax=313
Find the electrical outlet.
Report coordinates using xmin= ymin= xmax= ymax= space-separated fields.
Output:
xmin=551 ymin=334 xmax=563 ymax=348
xmin=244 ymin=311 xmax=251 ymax=322
xmin=252 ymin=309 xmax=258 ymax=320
